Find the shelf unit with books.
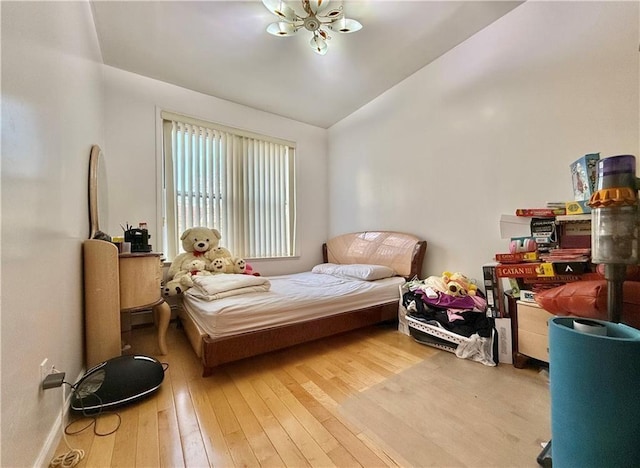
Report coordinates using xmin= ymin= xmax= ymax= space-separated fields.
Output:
xmin=489 ymin=215 xmax=593 ymax=367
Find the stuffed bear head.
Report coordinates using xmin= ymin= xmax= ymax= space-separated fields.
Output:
xmin=442 ymin=271 xmax=478 ymax=297
xmin=231 ymin=257 xmax=247 ymax=274
xmin=184 ymin=259 xmax=209 ymax=275
xmin=209 ymin=257 xmax=228 ymax=274
xmin=205 ymin=246 xmax=233 ymax=261
xmin=180 ymin=227 xmax=221 ymax=257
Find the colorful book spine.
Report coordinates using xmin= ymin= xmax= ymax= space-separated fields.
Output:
xmin=515 ymin=208 xmax=566 ymax=217
xmin=551 ymin=261 xmax=590 ymax=275
xmin=495 ymin=262 xmax=555 ymax=278
xmin=495 ymin=252 xmax=539 ymax=263
xmin=521 ymin=275 xmax=581 ymax=284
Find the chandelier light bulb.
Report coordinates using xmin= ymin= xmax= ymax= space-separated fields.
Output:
xmin=310 ymin=34 xmax=328 ymax=55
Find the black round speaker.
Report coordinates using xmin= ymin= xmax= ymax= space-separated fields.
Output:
xmin=71 ymin=355 xmax=165 ymax=413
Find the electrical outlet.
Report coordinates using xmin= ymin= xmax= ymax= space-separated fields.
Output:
xmin=40 ymin=358 xmax=53 ymax=383
xmin=40 ymin=358 xmax=49 ymax=384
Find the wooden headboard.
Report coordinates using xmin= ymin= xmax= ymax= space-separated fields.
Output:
xmin=322 ymin=231 xmax=427 ymax=279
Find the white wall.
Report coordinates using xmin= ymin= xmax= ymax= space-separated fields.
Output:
xmin=103 ymin=66 xmax=328 ymax=275
xmin=328 ymin=1 xmax=639 ymax=282
xmin=1 ymin=2 xmax=104 ymax=466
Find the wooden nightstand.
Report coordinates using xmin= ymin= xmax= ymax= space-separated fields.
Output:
xmin=513 ymin=300 xmax=553 ymax=368
xmin=83 ymin=240 xmax=170 ymax=368
xmin=119 ymin=252 xmax=169 ymax=351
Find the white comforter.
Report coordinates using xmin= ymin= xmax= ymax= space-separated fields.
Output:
xmin=189 ymin=274 xmax=271 ymax=300
xmin=182 ymin=272 xmax=406 ymax=339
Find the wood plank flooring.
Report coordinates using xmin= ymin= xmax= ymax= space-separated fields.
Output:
xmin=52 ymin=322 xmax=550 ymax=467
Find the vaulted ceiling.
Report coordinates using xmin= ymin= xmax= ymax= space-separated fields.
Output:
xmin=91 ymin=1 xmax=523 ymax=128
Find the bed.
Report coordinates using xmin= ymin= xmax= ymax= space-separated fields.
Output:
xmin=176 ymin=231 xmax=427 ymax=376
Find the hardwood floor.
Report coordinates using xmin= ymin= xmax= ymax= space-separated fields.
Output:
xmin=52 ymin=322 xmax=550 ymax=467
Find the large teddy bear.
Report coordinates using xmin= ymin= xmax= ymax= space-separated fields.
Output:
xmin=163 ymin=227 xmax=221 ymax=297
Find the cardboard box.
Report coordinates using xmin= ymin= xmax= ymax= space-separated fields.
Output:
xmin=495 ymin=251 xmax=539 ymax=263
xmin=570 ymin=153 xmax=600 ymax=201
xmin=552 ymin=261 xmax=589 ymax=275
xmin=483 ymin=262 xmax=505 ymax=318
xmin=496 ymin=262 xmax=555 ymax=278
xmin=565 ymin=199 xmax=592 ymax=214
xmin=495 ymin=317 xmax=513 ymax=364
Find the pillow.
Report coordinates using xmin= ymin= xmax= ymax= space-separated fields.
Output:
xmin=535 ymin=280 xmax=640 ymax=329
xmin=311 ymin=263 xmax=396 ymax=281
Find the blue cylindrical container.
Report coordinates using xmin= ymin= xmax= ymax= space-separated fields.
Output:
xmin=549 ymin=317 xmax=640 ymax=467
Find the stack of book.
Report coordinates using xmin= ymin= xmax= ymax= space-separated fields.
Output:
xmin=490 ymin=247 xmax=592 ymax=304
xmin=486 ymin=156 xmax=599 ymax=305
xmin=540 ymin=248 xmax=591 ymax=274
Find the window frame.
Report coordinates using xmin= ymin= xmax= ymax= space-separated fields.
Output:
xmin=158 ymin=110 xmax=298 ymax=261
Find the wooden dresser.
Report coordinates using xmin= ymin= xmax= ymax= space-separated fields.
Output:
xmin=83 ymin=239 xmax=170 ymax=368
xmin=513 ymin=300 xmax=553 ymax=368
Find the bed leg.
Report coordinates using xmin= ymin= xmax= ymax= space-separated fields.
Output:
xmin=202 ymin=366 xmax=214 ymax=378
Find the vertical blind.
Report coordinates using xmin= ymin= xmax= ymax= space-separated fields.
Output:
xmin=162 ymin=112 xmax=296 ymax=260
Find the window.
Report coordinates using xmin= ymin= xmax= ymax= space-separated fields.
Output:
xmin=161 ymin=111 xmax=296 ymax=260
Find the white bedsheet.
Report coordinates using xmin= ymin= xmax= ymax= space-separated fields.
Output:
xmin=182 ymin=271 xmax=406 ymax=339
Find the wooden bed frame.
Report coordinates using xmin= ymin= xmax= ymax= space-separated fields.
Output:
xmin=176 ymin=231 xmax=427 ymax=376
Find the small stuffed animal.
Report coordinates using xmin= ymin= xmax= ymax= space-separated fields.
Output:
xmin=231 ymin=257 xmax=247 ymax=274
xmin=244 ymin=263 xmax=258 ymax=276
xmin=205 ymin=246 xmax=233 ymax=262
xmin=178 ymin=259 xmax=212 ymax=288
xmin=442 ymin=271 xmax=478 ymax=297
xmin=205 ymin=244 xmax=247 ymax=274
xmin=163 ymin=227 xmax=221 ymax=296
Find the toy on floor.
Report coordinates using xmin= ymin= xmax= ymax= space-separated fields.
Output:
xmin=442 ymin=271 xmax=478 ymax=297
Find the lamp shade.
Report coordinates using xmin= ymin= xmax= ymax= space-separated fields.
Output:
xmin=330 ymin=17 xmax=362 ymax=33
xmin=262 ymin=0 xmax=297 ymax=22
xmin=310 ymin=34 xmax=327 ymax=55
xmin=266 ymin=22 xmax=297 ymax=36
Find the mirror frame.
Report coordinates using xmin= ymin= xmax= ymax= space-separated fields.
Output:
xmin=88 ymin=145 xmax=102 ymax=239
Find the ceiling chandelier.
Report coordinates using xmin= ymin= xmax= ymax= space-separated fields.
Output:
xmin=261 ymin=0 xmax=363 ymax=55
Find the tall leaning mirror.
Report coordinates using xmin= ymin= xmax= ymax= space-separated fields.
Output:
xmin=88 ymin=145 xmax=109 ymax=239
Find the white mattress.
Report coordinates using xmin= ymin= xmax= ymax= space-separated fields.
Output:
xmin=182 ymin=271 xmax=405 ymax=339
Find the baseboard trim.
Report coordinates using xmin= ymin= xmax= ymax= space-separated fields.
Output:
xmin=35 ymin=369 xmax=84 ymax=468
